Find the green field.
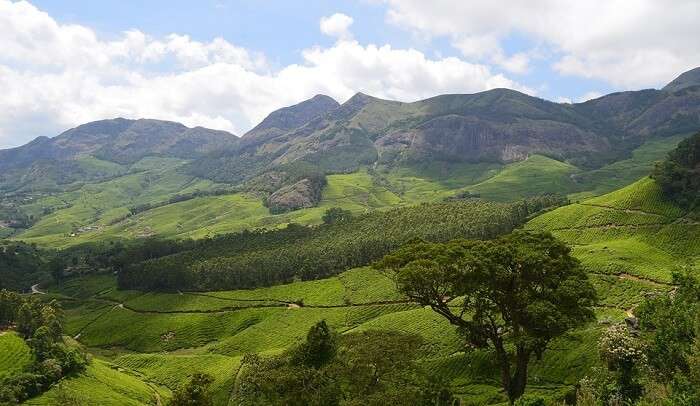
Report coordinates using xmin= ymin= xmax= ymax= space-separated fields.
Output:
xmin=35 ymin=260 xmax=639 ymax=405
xmin=24 ymin=359 xmax=170 ymax=406
xmin=0 ymin=332 xmax=34 ymax=381
xmin=527 ymin=177 xmax=700 ymax=283
xmin=13 ymin=133 xmax=690 ymax=249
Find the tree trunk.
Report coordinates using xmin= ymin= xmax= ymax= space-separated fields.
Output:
xmin=507 ymin=347 xmax=530 ymax=404
xmin=494 ymin=341 xmax=530 ymax=405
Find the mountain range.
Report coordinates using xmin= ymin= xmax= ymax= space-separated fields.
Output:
xmin=1 ymin=67 xmax=700 ymax=242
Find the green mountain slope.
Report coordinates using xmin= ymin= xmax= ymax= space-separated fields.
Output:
xmin=526 ymin=177 xmax=699 ymax=283
xmin=11 ymin=132 xmax=690 ymax=248
xmin=43 ymin=265 xmax=624 ymax=405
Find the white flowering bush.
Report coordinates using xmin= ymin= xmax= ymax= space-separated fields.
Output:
xmin=590 ymin=323 xmax=648 ymax=402
xmin=599 ymin=324 xmax=647 ymax=372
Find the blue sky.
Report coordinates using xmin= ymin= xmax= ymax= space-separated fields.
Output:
xmin=0 ymin=0 xmax=698 ymax=148
xmin=30 ymin=0 xmax=615 ymax=100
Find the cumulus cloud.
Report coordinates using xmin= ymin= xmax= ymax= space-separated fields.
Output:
xmin=0 ymin=1 xmax=527 ymax=148
xmin=382 ymin=0 xmax=700 ymax=88
xmin=320 ymin=13 xmax=354 ymax=40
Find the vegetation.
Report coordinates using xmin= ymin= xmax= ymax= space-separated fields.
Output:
xmin=0 ymin=241 xmax=50 ymax=291
xmin=526 ymin=177 xmax=700 ymax=283
xmin=579 ymin=269 xmax=700 ymax=404
xmin=652 ymin=131 xmax=700 ymax=211
xmin=236 ymin=321 xmax=454 ymax=405
xmin=374 ymin=231 xmax=597 ymax=403
xmin=0 ymin=291 xmax=89 ymax=404
xmin=169 ymin=373 xmax=215 ymax=406
xmin=117 ymin=196 xmax=564 ymax=291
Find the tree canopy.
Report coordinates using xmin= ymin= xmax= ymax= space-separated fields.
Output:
xmin=374 ymin=231 xmax=597 ymax=403
xmin=652 ymin=131 xmax=700 ymax=210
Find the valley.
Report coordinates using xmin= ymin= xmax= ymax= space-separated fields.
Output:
xmin=1 ymin=68 xmax=700 ymax=405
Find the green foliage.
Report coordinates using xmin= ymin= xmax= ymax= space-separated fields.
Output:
xmin=598 ymin=324 xmax=646 ymax=402
xmin=119 ymin=197 xmax=562 ymax=292
xmin=0 ymin=241 xmax=49 ymax=291
xmin=236 ymin=324 xmax=454 ymax=406
xmin=291 ymin=320 xmax=337 ymax=369
xmin=374 ymin=231 xmax=597 ymax=403
xmin=652 ymin=131 xmax=700 ymax=210
xmin=322 ymin=207 xmax=353 ymax=224
xmin=0 ymin=295 xmax=88 ymax=404
xmin=169 ymin=373 xmax=215 ymax=406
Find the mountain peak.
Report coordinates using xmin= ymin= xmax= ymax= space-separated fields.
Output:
xmin=663 ymin=67 xmax=700 ymax=92
xmin=245 ymin=94 xmax=340 ymax=136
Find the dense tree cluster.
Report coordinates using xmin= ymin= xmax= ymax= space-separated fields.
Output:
xmin=0 ymin=242 xmax=49 ymax=291
xmin=374 ymin=231 xmax=597 ymax=404
xmin=652 ymin=131 xmax=700 ymax=210
xmin=0 ymin=291 xmax=88 ymax=404
xmin=236 ymin=321 xmax=455 ymax=406
xmin=118 ymin=196 xmax=564 ymax=292
xmin=169 ymin=373 xmax=215 ymax=406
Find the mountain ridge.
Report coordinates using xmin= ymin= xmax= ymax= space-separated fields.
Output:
xmin=2 ymin=67 xmax=700 ymax=201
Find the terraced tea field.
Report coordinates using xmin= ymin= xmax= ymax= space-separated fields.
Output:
xmin=42 ymin=262 xmax=638 ymax=405
xmin=0 ymin=332 xmax=33 ymax=381
xmin=527 ymin=177 xmax=700 ymax=283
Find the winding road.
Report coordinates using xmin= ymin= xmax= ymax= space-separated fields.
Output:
xmin=30 ymin=284 xmax=45 ymax=294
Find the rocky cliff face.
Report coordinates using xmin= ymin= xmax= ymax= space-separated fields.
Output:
xmin=266 ymin=177 xmax=324 ymax=213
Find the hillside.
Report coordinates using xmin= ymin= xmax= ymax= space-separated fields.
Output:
xmin=0 ymin=68 xmax=699 ymax=247
xmin=0 ymin=119 xmax=237 ymax=193
xmin=0 ymin=157 xmax=700 ymax=405
xmin=27 ymin=265 xmax=617 ymax=405
xmin=526 ymin=177 xmax=699 ymax=283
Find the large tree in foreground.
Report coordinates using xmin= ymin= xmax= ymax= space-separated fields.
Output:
xmin=374 ymin=231 xmax=597 ymax=404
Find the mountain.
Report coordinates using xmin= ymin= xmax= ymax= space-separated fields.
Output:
xmin=0 ymin=69 xmax=700 ymax=219
xmin=187 ymin=69 xmax=700 ymax=191
xmin=0 ymin=118 xmax=236 ymax=192
xmin=663 ymin=66 xmax=700 ymax=92
xmin=241 ymin=94 xmax=340 ymax=146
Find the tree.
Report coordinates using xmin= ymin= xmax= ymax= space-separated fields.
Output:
xmin=291 ymin=320 xmax=336 ymax=369
xmin=635 ymin=268 xmax=700 ymax=402
xmin=598 ymin=324 xmax=646 ymax=402
xmin=48 ymin=257 xmax=65 ymax=285
xmin=169 ymin=373 xmax=214 ymax=406
xmin=652 ymin=131 xmax=700 ymax=210
xmin=374 ymin=231 xmax=597 ymax=404
xmin=322 ymin=207 xmax=353 ymax=225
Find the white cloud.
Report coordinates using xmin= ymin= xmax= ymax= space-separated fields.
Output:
xmin=382 ymin=0 xmax=700 ymax=89
xmin=0 ymin=1 xmax=527 ymax=149
xmin=320 ymin=13 xmax=354 ymax=40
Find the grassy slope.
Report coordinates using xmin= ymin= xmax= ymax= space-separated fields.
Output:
xmin=0 ymin=332 xmax=33 ymax=381
xmin=25 ymin=359 xmax=170 ymax=406
xmin=569 ymin=134 xmax=690 ymax=200
xmin=45 ymin=261 xmax=635 ymax=405
xmin=466 ymin=155 xmax=580 ymax=201
xmin=527 ymin=177 xmax=700 ymax=283
xmin=13 ymin=134 xmax=687 ymax=248
xmin=16 ymin=157 xmax=221 ymax=246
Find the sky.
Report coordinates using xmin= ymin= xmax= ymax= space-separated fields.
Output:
xmin=1 ymin=0 xmax=699 ymax=148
